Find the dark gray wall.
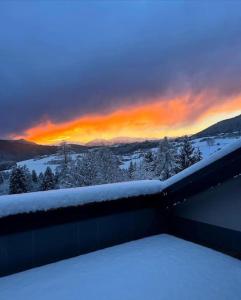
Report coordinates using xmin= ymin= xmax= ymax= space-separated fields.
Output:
xmin=170 ymin=175 xmax=241 ymax=258
xmin=0 ymin=206 xmax=167 ymax=277
xmin=173 ymin=175 xmax=241 ymax=231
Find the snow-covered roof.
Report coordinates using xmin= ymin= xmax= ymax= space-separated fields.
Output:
xmin=0 ymin=180 xmax=163 ymax=219
xmin=164 ymin=138 xmax=241 ymax=188
xmin=1 ymin=234 xmax=240 ymax=300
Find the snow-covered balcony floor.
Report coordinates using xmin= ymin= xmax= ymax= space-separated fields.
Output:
xmin=0 ymin=234 xmax=241 ymax=300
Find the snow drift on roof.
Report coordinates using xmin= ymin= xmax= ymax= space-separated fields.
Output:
xmin=0 ymin=180 xmax=163 ymax=219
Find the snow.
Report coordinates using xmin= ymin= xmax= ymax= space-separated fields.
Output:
xmin=164 ymin=138 xmax=241 ymax=188
xmin=13 ymin=136 xmax=241 ymax=173
xmin=0 ymin=234 xmax=241 ymax=300
xmin=17 ymin=155 xmax=59 ymax=175
xmin=192 ymin=136 xmax=241 ymax=158
xmin=120 ymin=137 xmax=241 ymax=170
xmin=17 ymin=153 xmax=82 ymax=175
xmin=0 ymin=180 xmax=163 ymax=219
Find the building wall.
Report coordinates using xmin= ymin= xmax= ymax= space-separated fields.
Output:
xmin=0 ymin=195 xmax=168 ymax=277
xmin=173 ymin=175 xmax=241 ymax=231
xmin=171 ymin=175 xmax=241 ymax=258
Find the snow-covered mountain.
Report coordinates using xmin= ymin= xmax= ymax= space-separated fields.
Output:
xmin=85 ymin=137 xmax=152 ymax=146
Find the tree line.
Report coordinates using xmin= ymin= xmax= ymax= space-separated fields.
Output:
xmin=0 ymin=136 xmax=202 ymax=195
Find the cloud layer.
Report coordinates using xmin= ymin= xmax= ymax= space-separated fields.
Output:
xmin=1 ymin=1 xmax=241 ymax=141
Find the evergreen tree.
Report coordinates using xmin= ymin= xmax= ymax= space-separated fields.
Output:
xmin=175 ymin=136 xmax=202 ymax=173
xmin=31 ymin=170 xmax=38 ymax=183
xmin=57 ymin=159 xmax=84 ymax=188
xmin=41 ymin=167 xmax=56 ymax=191
xmin=9 ymin=166 xmax=29 ymax=194
xmin=128 ymin=161 xmax=136 ymax=180
xmin=0 ymin=172 xmax=4 ymax=185
xmin=140 ymin=151 xmax=155 ymax=179
xmin=194 ymin=147 xmax=203 ymax=162
xmin=95 ymin=149 xmax=123 ymax=184
xmin=58 ymin=142 xmax=72 ymax=167
xmin=38 ymin=172 xmax=44 ymax=190
xmin=22 ymin=165 xmax=33 ymax=192
xmin=155 ymin=137 xmax=176 ymax=180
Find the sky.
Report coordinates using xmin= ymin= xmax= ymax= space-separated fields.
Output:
xmin=1 ymin=1 xmax=241 ymax=144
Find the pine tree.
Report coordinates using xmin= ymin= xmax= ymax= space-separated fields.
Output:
xmin=128 ymin=161 xmax=136 ymax=180
xmin=32 ymin=170 xmax=38 ymax=183
xmin=41 ymin=167 xmax=56 ymax=191
xmin=58 ymin=142 xmax=72 ymax=167
xmin=175 ymin=136 xmax=202 ymax=173
xmin=95 ymin=149 xmax=123 ymax=184
xmin=155 ymin=137 xmax=176 ymax=180
xmin=57 ymin=159 xmax=84 ymax=188
xmin=0 ymin=172 xmax=4 ymax=185
xmin=9 ymin=166 xmax=29 ymax=194
xmin=194 ymin=147 xmax=203 ymax=162
xmin=140 ymin=151 xmax=155 ymax=179
xmin=22 ymin=165 xmax=33 ymax=192
xmin=38 ymin=172 xmax=44 ymax=190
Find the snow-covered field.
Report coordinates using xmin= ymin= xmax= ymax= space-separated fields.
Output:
xmin=0 ymin=234 xmax=241 ymax=300
xmin=192 ymin=136 xmax=241 ymax=158
xmin=14 ymin=136 xmax=241 ymax=174
xmin=17 ymin=155 xmax=60 ymax=174
xmin=17 ymin=153 xmax=82 ymax=175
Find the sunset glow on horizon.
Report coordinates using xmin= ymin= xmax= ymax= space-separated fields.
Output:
xmin=12 ymin=94 xmax=241 ymax=145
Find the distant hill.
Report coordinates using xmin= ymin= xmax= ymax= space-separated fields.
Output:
xmin=0 ymin=139 xmax=92 ymax=167
xmin=0 ymin=139 xmax=58 ymax=163
xmin=195 ymin=114 xmax=241 ymax=138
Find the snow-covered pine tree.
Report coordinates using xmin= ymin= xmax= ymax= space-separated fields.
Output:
xmin=38 ymin=172 xmax=44 ymax=183
xmin=0 ymin=172 xmax=4 ymax=185
xmin=57 ymin=158 xmax=83 ymax=188
xmin=78 ymin=152 xmax=97 ymax=186
xmin=22 ymin=165 xmax=33 ymax=192
xmin=175 ymin=136 xmax=202 ymax=173
xmin=41 ymin=167 xmax=56 ymax=191
xmin=140 ymin=150 xmax=155 ymax=179
xmin=95 ymin=149 xmax=123 ymax=184
xmin=31 ymin=170 xmax=38 ymax=183
xmin=30 ymin=169 xmax=38 ymax=191
xmin=155 ymin=137 xmax=176 ymax=180
xmin=128 ymin=161 xmax=136 ymax=180
xmin=194 ymin=147 xmax=203 ymax=162
xmin=9 ymin=166 xmax=29 ymax=194
xmin=58 ymin=142 xmax=72 ymax=167
xmin=0 ymin=172 xmax=8 ymax=195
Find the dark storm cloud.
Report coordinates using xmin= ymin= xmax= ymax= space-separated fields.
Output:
xmin=1 ymin=1 xmax=241 ymax=137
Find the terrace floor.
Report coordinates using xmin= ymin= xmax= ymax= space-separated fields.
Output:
xmin=0 ymin=234 xmax=241 ymax=300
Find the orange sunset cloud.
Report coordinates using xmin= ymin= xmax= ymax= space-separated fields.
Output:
xmin=12 ymin=94 xmax=241 ymax=145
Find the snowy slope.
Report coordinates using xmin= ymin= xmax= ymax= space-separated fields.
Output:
xmin=0 ymin=180 xmax=163 ymax=218
xmin=120 ymin=136 xmax=241 ymax=170
xmin=165 ymin=138 xmax=241 ymax=188
xmin=192 ymin=136 xmax=241 ymax=158
xmin=17 ymin=153 xmax=81 ymax=174
xmin=17 ymin=155 xmax=59 ymax=174
xmin=13 ymin=136 xmax=241 ymax=173
xmin=0 ymin=234 xmax=241 ymax=300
